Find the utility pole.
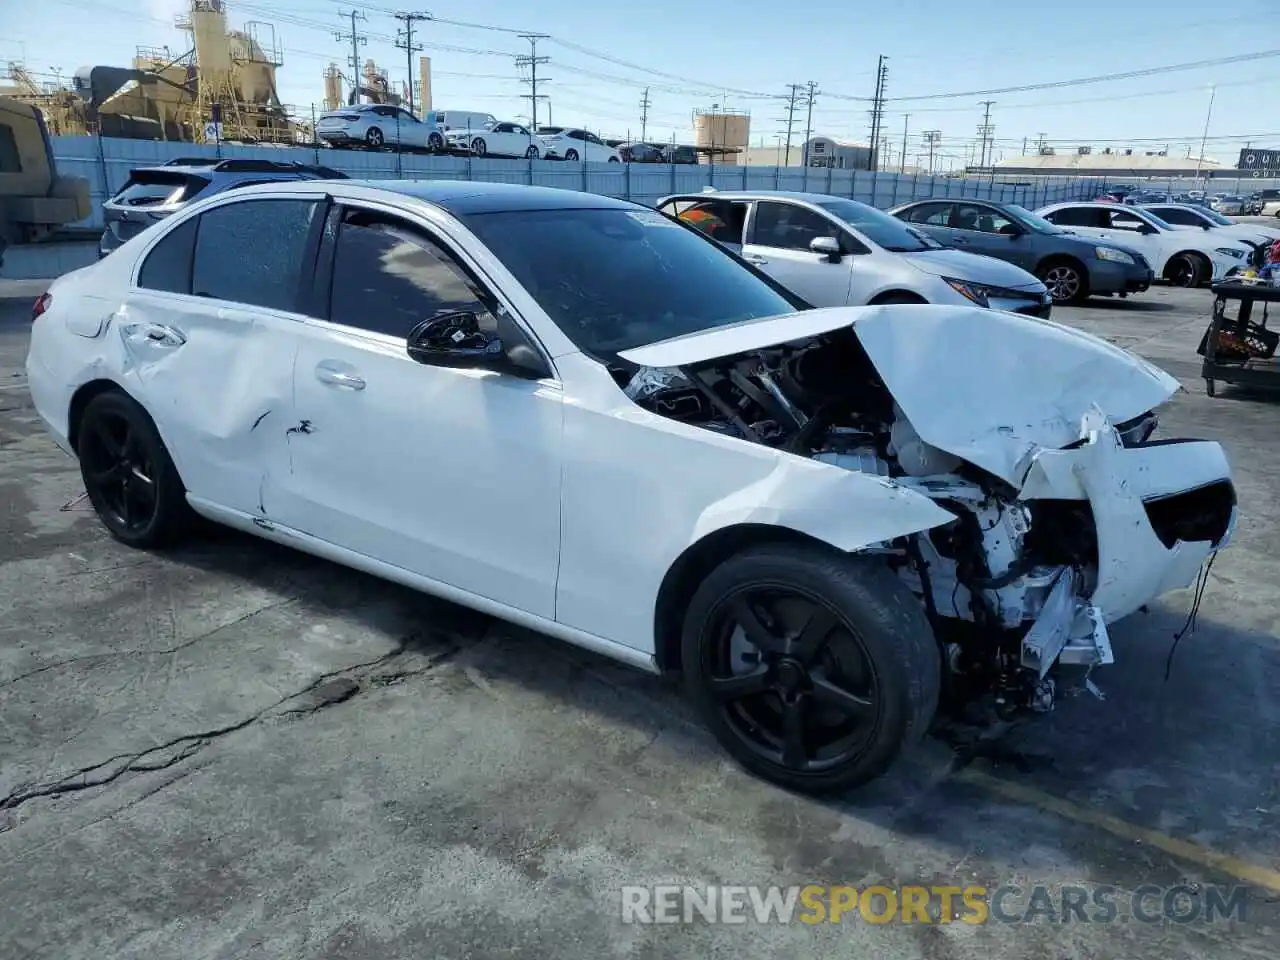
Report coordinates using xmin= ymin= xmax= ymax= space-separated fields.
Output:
xmin=977 ymin=100 xmax=995 ymax=167
xmin=899 ymin=113 xmax=910 ymax=173
xmin=922 ymin=130 xmax=941 ymax=174
xmin=866 ymin=55 xmax=888 ymax=171
xmin=334 ymin=10 xmax=368 ymax=104
xmin=516 ymin=33 xmax=550 ymax=129
xmin=1195 ymin=84 xmax=1216 ymax=185
xmin=639 ymin=86 xmax=651 ymax=142
xmin=393 ymin=12 xmax=427 ymax=115
xmin=802 ymin=80 xmax=819 ymax=163
xmin=1035 ymin=131 xmax=1047 ymax=154
xmin=782 ymin=83 xmax=803 ymax=166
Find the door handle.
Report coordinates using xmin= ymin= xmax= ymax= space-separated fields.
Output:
xmin=123 ymin=322 xmax=186 ymax=347
xmin=743 ymin=254 xmax=769 ymax=265
xmin=951 ymin=236 xmax=969 ymax=244
xmin=315 ymin=363 xmax=366 ymax=390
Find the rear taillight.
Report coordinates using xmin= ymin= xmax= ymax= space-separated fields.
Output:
xmin=31 ymin=292 xmax=51 ymax=322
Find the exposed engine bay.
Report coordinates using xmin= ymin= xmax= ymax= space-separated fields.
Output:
xmin=614 ymin=325 xmax=1237 ymax=722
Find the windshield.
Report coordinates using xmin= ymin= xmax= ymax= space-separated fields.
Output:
xmin=463 ymin=208 xmax=802 ymax=356
xmin=1005 ymin=204 xmax=1064 ymax=234
xmin=815 ymin=198 xmax=937 ymax=252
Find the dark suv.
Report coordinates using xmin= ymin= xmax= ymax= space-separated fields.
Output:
xmin=98 ymin=158 xmax=346 ymax=257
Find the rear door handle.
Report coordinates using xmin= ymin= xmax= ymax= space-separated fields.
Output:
xmin=315 ymin=362 xmax=366 ymax=391
xmin=743 ymin=254 xmax=769 ymax=265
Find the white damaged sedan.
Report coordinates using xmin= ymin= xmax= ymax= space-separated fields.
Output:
xmin=25 ymin=181 xmax=1237 ymax=793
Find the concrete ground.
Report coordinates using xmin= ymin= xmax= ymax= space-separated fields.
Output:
xmin=1 ymin=285 xmax=1278 ymax=959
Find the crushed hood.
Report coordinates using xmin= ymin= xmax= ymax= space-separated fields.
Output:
xmin=619 ymin=303 xmax=1179 ymax=487
xmin=900 ymin=248 xmax=1045 ymax=290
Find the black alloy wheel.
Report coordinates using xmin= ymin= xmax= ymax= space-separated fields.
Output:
xmin=1167 ymin=253 xmax=1202 ymax=288
xmin=77 ymin=391 xmax=194 ymax=547
xmin=682 ymin=545 xmax=939 ymax=793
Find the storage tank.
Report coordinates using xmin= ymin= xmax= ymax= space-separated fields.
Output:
xmin=323 ymin=63 xmax=342 ymax=113
xmin=188 ymin=0 xmax=233 ymax=75
xmin=693 ymin=109 xmax=750 ymax=152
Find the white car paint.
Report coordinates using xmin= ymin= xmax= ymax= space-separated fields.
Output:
xmin=448 ymin=121 xmax=541 ymax=159
xmin=1139 ymin=203 xmax=1280 ymax=246
xmin=428 ymin=110 xmax=499 ymax=134
xmin=315 ymin=104 xmax=443 ymax=151
xmin=1035 ymin=201 xmax=1252 ymax=281
xmin=26 ymin=181 xmax=1236 ymax=787
xmin=535 ymin=127 xmax=621 ymax=162
xmin=657 ymin=191 xmax=1051 ymax=316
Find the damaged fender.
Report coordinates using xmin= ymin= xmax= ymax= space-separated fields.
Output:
xmin=690 ymin=454 xmax=957 ymax=552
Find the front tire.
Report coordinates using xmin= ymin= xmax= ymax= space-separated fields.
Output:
xmin=1165 ymin=252 xmax=1206 ymax=288
xmin=427 ymin=132 xmax=444 ymax=153
xmin=608 ymin=156 xmax=620 ymax=163
xmin=365 ymin=126 xmax=384 ymax=148
xmin=525 ymin=145 xmax=539 ymax=159
xmin=76 ymin=390 xmax=194 ymax=548
xmin=1037 ymin=259 xmax=1089 ymax=304
xmin=564 ymin=148 xmax=580 ymax=162
xmin=681 ymin=543 xmax=940 ymax=793
xmin=471 ymin=137 xmax=487 ymax=156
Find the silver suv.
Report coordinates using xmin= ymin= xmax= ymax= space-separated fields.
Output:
xmin=99 ymin=158 xmax=345 ymax=257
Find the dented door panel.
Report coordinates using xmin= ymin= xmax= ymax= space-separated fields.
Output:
xmin=120 ymin=291 xmax=296 ymax=516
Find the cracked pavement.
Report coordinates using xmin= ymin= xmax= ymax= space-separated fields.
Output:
xmin=1 ymin=287 xmax=1278 ymax=959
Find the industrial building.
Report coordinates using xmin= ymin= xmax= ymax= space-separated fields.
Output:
xmin=991 ymin=149 xmax=1225 ymax=178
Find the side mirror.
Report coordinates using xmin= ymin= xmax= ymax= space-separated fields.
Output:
xmin=810 ymin=235 xmax=842 ymax=263
xmin=999 ymin=223 xmax=1024 ymax=238
xmin=407 ymin=311 xmax=503 ymax=368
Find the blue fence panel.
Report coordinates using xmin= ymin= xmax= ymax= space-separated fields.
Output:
xmin=52 ymin=135 xmax=1100 ymax=230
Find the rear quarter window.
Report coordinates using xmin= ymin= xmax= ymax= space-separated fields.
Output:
xmin=137 ymin=216 xmax=198 ymax=294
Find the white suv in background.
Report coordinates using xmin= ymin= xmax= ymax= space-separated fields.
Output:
xmin=536 ymin=127 xmax=621 ymax=162
xmin=658 ymin=191 xmax=1052 ymax=317
xmin=1035 ymin=202 xmax=1252 ymax=287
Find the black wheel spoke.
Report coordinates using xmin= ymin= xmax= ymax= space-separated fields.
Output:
xmin=708 ymin=667 xmax=770 ymax=702
xmin=791 ymin=607 xmax=838 ymax=662
xmin=729 ymin=596 xmax=784 ymax=654
xmin=781 ymin=696 xmax=810 ymax=768
xmin=811 ymin=674 xmax=875 ymax=719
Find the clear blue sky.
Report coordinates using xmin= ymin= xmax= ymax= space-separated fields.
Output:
xmin=6 ymin=0 xmax=1278 ymax=164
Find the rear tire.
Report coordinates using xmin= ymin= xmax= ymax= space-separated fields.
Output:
xmin=76 ymin=390 xmax=195 ymax=549
xmin=428 ymin=132 xmax=444 ymax=153
xmin=525 ymin=145 xmax=539 ymax=159
xmin=681 ymin=543 xmax=940 ymax=794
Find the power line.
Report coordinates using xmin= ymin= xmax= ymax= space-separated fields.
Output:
xmin=393 ymin=11 xmax=428 ymax=114
xmin=516 ymin=33 xmax=550 ymax=129
xmin=333 ymin=9 xmax=367 ymax=102
xmin=888 ymin=48 xmax=1280 ymax=102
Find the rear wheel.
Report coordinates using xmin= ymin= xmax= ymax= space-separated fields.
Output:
xmin=525 ymin=145 xmax=539 ymax=159
xmin=608 ymin=156 xmax=620 ymax=163
xmin=76 ymin=390 xmax=195 ymax=548
xmin=681 ymin=543 xmax=940 ymax=793
xmin=427 ymin=132 xmax=444 ymax=153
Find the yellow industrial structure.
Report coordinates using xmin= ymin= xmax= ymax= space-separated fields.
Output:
xmin=2 ymin=0 xmax=299 ymax=143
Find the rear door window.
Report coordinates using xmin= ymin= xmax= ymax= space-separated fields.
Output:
xmin=191 ymin=199 xmax=322 ymax=311
xmin=137 ymin=216 xmax=198 ymax=294
xmin=752 ymin=201 xmax=841 ymax=251
xmin=111 ymin=171 xmax=209 ymax=208
xmin=1044 ymin=206 xmax=1105 ymax=227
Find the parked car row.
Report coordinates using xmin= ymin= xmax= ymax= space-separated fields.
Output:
xmin=29 ymin=177 xmax=1237 ymax=793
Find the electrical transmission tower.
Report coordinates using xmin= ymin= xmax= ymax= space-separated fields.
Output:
xmin=394 ymin=11 xmax=428 ymax=115
xmin=922 ymin=129 xmax=941 ymax=174
xmin=801 ymin=80 xmax=819 ymax=162
xmin=516 ymin=33 xmax=550 ymax=129
xmin=639 ymin=86 xmax=651 ymax=142
xmin=781 ymin=83 xmax=803 ymax=166
xmin=977 ymin=100 xmax=995 ymax=167
xmin=334 ymin=10 xmax=368 ymax=104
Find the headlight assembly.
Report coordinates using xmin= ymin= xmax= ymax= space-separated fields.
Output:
xmin=943 ymin=278 xmax=991 ymax=308
xmin=1096 ymin=246 xmax=1135 ymax=265
xmin=1215 ymin=247 xmax=1245 ymax=259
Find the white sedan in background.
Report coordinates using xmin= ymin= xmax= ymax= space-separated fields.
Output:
xmin=1140 ymin=202 xmax=1280 ymax=247
xmin=1036 ymin=201 xmax=1253 ymax=286
xmin=25 ymin=180 xmax=1235 ymax=794
xmin=448 ymin=120 xmax=543 ymax=159
xmin=535 ymin=127 xmax=621 ymax=162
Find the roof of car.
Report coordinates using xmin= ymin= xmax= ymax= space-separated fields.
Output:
xmin=664 ymin=190 xmax=858 ymax=204
xmin=240 ymin=178 xmax=641 ymax=214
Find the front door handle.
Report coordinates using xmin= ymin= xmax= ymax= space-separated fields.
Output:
xmin=743 ymin=254 xmax=769 ymax=265
xmin=123 ymin=322 xmax=186 ymax=347
xmin=315 ymin=362 xmax=366 ymax=391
